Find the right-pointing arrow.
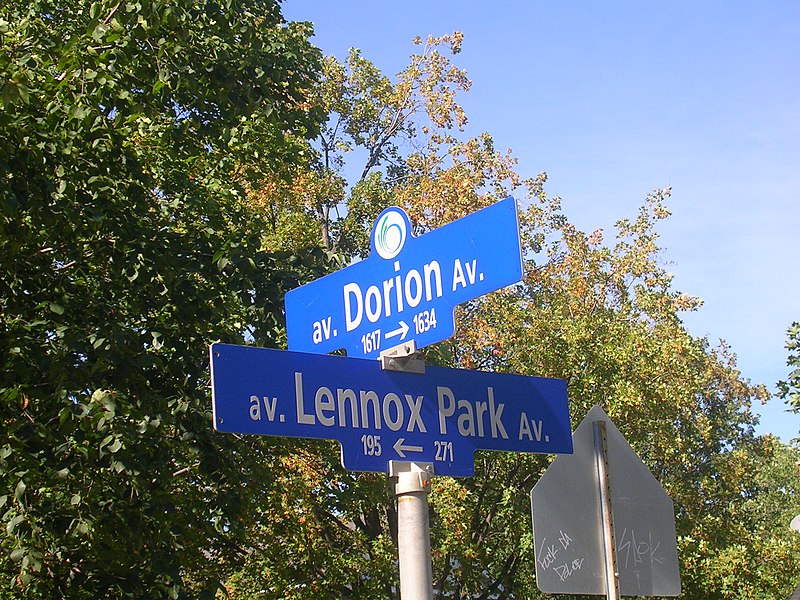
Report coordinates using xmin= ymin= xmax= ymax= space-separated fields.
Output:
xmin=393 ymin=437 xmax=423 ymax=458
xmin=385 ymin=320 xmax=409 ymax=341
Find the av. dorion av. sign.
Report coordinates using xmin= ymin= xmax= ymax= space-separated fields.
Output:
xmin=284 ymin=197 xmax=524 ymax=359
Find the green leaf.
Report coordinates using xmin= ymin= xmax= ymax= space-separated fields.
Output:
xmin=14 ymin=480 xmax=26 ymax=502
xmin=9 ymin=548 xmax=26 ymax=561
xmin=151 ymin=331 xmax=163 ymax=350
xmin=7 ymin=514 xmax=24 ymax=535
xmin=92 ymin=24 xmax=107 ymax=41
xmin=0 ymin=0 xmax=333 ymax=594
xmin=14 ymin=81 xmax=30 ymax=105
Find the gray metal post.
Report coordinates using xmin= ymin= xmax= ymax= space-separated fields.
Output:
xmin=594 ymin=420 xmax=620 ymax=600
xmin=390 ymin=461 xmax=434 ymax=600
xmin=381 ymin=342 xmax=433 ymax=599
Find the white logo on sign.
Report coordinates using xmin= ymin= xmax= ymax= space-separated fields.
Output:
xmin=374 ymin=209 xmax=407 ymax=259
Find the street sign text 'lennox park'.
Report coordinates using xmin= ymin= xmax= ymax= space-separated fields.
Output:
xmin=210 ymin=344 xmax=572 ymax=476
xmin=285 ymin=197 xmax=523 ymax=359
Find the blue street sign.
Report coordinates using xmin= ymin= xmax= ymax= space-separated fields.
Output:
xmin=285 ymin=197 xmax=523 ymax=359
xmin=210 ymin=343 xmax=573 ymax=476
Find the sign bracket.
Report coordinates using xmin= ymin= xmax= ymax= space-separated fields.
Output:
xmin=380 ymin=340 xmax=425 ymax=374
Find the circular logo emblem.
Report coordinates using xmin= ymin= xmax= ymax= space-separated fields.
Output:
xmin=374 ymin=209 xmax=407 ymax=259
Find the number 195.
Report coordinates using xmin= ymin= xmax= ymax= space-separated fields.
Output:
xmin=361 ymin=434 xmax=382 ymax=456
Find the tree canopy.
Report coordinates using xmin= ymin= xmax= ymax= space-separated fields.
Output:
xmin=3 ymin=9 xmax=799 ymax=598
xmin=1 ymin=0 xmax=332 ymax=596
xmin=225 ymin=35 xmax=800 ymax=599
xmin=779 ymin=322 xmax=800 ymax=428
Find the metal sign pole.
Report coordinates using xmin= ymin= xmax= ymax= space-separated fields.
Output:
xmin=390 ymin=461 xmax=434 ymax=600
xmin=594 ymin=420 xmax=620 ymax=600
xmin=383 ymin=343 xmax=434 ymax=600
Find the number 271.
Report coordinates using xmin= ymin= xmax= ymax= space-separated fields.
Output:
xmin=434 ymin=440 xmax=453 ymax=461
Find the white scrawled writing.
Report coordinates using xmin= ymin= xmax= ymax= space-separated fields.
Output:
xmin=538 ymin=529 xmax=586 ymax=583
xmin=617 ymin=528 xmax=665 ymax=588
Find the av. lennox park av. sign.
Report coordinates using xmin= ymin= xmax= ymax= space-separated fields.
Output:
xmin=284 ymin=197 xmax=523 ymax=359
xmin=210 ymin=344 xmax=572 ymax=477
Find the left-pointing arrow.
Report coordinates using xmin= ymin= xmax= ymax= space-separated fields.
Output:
xmin=393 ymin=437 xmax=423 ymax=458
xmin=385 ymin=320 xmax=409 ymax=341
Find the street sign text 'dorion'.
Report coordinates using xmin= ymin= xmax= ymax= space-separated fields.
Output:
xmin=285 ymin=198 xmax=523 ymax=358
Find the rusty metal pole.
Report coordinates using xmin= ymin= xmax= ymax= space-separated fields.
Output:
xmin=594 ymin=420 xmax=620 ymax=600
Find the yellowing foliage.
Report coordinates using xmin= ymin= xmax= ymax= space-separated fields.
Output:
xmin=229 ymin=32 xmax=798 ymax=599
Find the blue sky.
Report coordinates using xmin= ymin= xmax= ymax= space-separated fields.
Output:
xmin=283 ymin=1 xmax=800 ymax=441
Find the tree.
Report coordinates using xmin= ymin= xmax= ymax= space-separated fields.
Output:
xmin=424 ymin=188 xmax=784 ymax=598
xmin=219 ymin=33 xmax=800 ymax=598
xmin=695 ymin=436 xmax=800 ymax=598
xmin=778 ymin=322 xmax=800 ymax=426
xmin=0 ymin=1 xmax=329 ymax=596
xmin=251 ymin=32 xmax=475 ymax=259
xmin=9 ymin=15 xmax=786 ymax=595
xmin=227 ymin=34 xmax=549 ymax=598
